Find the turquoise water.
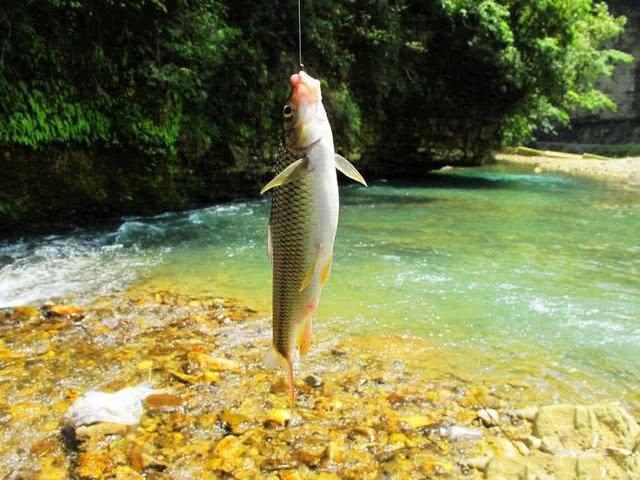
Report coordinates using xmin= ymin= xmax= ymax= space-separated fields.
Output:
xmin=1 ymin=164 xmax=638 ymax=405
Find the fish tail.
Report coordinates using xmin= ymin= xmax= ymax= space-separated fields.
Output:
xmin=263 ymin=345 xmax=296 ymax=408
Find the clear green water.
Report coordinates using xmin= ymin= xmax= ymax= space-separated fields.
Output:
xmin=1 ymin=164 xmax=638 ymax=406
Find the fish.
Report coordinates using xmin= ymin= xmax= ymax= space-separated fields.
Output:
xmin=260 ymin=70 xmax=367 ymax=406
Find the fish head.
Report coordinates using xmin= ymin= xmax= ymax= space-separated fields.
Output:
xmin=283 ymin=71 xmax=328 ymax=154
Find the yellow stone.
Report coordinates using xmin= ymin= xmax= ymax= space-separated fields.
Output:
xmin=266 ymin=408 xmax=291 ymax=426
xmin=114 ymin=466 xmax=144 ymax=480
xmin=424 ymin=390 xmax=440 ymax=402
xmin=204 ymin=371 xmax=221 ymax=384
xmin=136 ymin=360 xmax=153 ymax=371
xmin=77 ymin=451 xmax=109 ymax=479
xmin=37 ymin=459 xmax=67 ymax=480
xmin=279 ymin=471 xmax=302 ymax=480
xmin=197 ymin=354 xmax=241 ymax=372
xmin=49 ymin=305 xmax=84 ymax=317
xmin=399 ymin=415 xmax=436 ymax=429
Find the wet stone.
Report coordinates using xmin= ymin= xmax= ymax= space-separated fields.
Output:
xmin=303 ymin=374 xmax=323 ymax=388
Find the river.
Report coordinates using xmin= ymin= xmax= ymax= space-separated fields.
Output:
xmin=1 ymin=164 xmax=638 ymax=408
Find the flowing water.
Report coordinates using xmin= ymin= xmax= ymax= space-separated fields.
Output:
xmin=1 ymin=164 xmax=639 ymax=407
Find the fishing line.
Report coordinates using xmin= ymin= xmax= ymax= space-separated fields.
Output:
xmin=297 ymin=0 xmax=304 ymax=70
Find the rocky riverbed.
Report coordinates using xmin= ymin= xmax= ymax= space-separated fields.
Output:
xmin=0 ymin=290 xmax=638 ymax=479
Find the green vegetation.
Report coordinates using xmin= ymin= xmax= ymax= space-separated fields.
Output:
xmin=0 ymin=0 xmax=632 ymax=228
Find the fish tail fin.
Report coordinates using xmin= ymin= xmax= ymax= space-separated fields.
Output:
xmin=263 ymin=345 xmax=288 ymax=369
xmin=263 ymin=346 xmax=296 ymax=408
xmin=298 ymin=317 xmax=312 ymax=357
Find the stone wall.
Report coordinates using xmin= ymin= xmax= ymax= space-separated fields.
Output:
xmin=538 ymin=0 xmax=640 ymax=148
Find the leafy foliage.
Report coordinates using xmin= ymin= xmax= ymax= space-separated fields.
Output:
xmin=0 ymin=0 xmax=632 ymax=226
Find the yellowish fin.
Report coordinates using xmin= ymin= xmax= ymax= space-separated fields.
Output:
xmin=335 ymin=154 xmax=367 ymax=186
xmin=298 ymin=317 xmax=312 ymax=356
xmin=299 ymin=249 xmax=322 ymax=292
xmin=320 ymin=254 xmax=333 ymax=286
xmin=260 ymin=158 xmax=308 ymax=195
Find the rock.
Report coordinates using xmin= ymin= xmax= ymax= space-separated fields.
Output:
xmin=433 ymin=425 xmax=483 ymax=441
xmin=514 ymin=441 xmax=530 ymax=456
xmin=197 ymin=354 xmax=240 ymax=372
xmin=145 ymin=393 xmax=182 ymax=410
xmin=534 ymin=166 xmax=543 ymax=173
xmin=513 ymin=406 xmax=538 ymax=421
xmin=325 ymin=440 xmax=345 ymax=463
xmin=77 ymin=451 xmax=110 ymax=479
xmin=12 ymin=306 xmax=40 ymax=320
xmin=45 ymin=304 xmax=85 ymax=319
xmin=222 ymin=410 xmax=254 ymax=435
xmin=478 ymin=408 xmax=500 ymax=427
xmin=533 ymin=404 xmax=640 ymax=451
xmin=518 ymin=434 xmax=542 ymax=450
xmin=387 ymin=392 xmax=406 ymax=405
xmin=266 ymin=409 xmax=291 ymax=427
xmin=279 ymin=471 xmax=302 ymax=480
xmin=490 ymin=437 xmax=518 ymax=458
xmin=486 ymin=454 xmax=640 ymax=480
xmin=399 ymin=415 xmax=436 ymax=429
xmin=303 ymin=374 xmax=323 ymax=388
xmin=460 ymin=454 xmax=492 ymax=472
xmin=136 ymin=360 xmax=153 ymax=371
xmin=350 ymin=426 xmax=376 ymax=443
xmin=75 ymin=422 xmax=129 ymax=444
xmin=295 ymin=441 xmax=326 ymax=467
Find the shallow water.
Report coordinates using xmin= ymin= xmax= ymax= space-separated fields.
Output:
xmin=1 ymin=164 xmax=639 ymax=407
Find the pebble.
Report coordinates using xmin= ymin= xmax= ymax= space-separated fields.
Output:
xmin=460 ymin=454 xmax=492 ymax=472
xmin=514 ymin=440 xmax=530 ymax=456
xmin=304 ymin=374 xmax=323 ymax=388
xmin=518 ymin=434 xmax=542 ymax=450
xmin=399 ymin=415 xmax=436 ymax=429
xmin=478 ymin=408 xmax=500 ymax=427
xmin=222 ymin=410 xmax=253 ymax=435
xmin=513 ymin=406 xmax=538 ymax=421
xmin=266 ymin=408 xmax=291 ymax=427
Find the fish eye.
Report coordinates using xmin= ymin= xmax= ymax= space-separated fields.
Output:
xmin=283 ymin=104 xmax=294 ymax=118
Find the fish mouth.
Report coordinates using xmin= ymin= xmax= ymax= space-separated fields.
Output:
xmin=289 ymin=71 xmax=321 ymax=104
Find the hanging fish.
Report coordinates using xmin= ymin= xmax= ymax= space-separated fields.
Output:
xmin=261 ymin=71 xmax=367 ymax=406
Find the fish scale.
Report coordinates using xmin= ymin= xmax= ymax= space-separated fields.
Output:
xmin=270 ymin=144 xmax=316 ymax=359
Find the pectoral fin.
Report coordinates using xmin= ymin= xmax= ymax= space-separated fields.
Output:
xmin=335 ymin=154 xmax=367 ymax=186
xmin=260 ymin=158 xmax=308 ymax=195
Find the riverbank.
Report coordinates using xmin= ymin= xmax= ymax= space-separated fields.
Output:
xmin=1 ymin=289 xmax=638 ymax=479
xmin=496 ymin=151 xmax=640 ymax=186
